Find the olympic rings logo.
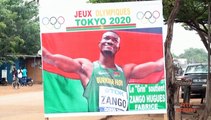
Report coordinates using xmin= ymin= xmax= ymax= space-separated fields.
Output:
xmin=42 ymin=16 xmax=65 ymax=29
xmin=136 ymin=10 xmax=160 ymax=24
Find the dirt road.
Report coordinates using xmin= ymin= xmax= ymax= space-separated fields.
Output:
xmin=0 ymin=85 xmax=44 ymax=120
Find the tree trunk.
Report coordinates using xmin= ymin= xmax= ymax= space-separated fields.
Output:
xmin=199 ymin=2 xmax=211 ymax=120
xmin=164 ymin=0 xmax=181 ymax=120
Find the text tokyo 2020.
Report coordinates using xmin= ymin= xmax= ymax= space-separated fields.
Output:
xmin=74 ymin=16 xmax=131 ymax=26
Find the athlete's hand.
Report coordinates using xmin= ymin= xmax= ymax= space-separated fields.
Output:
xmin=42 ymin=47 xmax=49 ymax=58
xmin=155 ymin=57 xmax=164 ymax=72
xmin=42 ymin=47 xmax=54 ymax=65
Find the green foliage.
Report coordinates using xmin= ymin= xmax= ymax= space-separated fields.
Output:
xmin=163 ymin=0 xmax=209 ymax=22
xmin=178 ymin=48 xmax=208 ymax=63
xmin=172 ymin=53 xmax=179 ymax=58
xmin=0 ymin=0 xmax=40 ymax=65
xmin=163 ymin=0 xmax=211 ymax=36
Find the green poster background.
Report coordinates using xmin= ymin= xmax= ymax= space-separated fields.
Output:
xmin=128 ymin=80 xmax=166 ymax=111
xmin=44 ymin=70 xmax=166 ymax=113
xmin=43 ymin=71 xmax=88 ymax=113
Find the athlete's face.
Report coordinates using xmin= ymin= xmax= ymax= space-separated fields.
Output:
xmin=99 ymin=31 xmax=120 ymax=55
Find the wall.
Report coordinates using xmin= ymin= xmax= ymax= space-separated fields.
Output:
xmin=26 ymin=57 xmax=42 ymax=84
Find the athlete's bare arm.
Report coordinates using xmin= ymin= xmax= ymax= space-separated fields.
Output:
xmin=42 ymin=47 xmax=93 ymax=87
xmin=123 ymin=58 xmax=164 ymax=84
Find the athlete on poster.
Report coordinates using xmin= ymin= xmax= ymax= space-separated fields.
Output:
xmin=40 ymin=0 xmax=166 ymax=117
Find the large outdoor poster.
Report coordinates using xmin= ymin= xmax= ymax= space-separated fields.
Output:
xmin=40 ymin=0 xmax=166 ymax=117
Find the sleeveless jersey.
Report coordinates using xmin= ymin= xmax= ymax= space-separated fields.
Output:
xmin=84 ymin=61 xmax=128 ymax=112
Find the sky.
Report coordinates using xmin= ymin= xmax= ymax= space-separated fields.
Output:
xmin=166 ymin=24 xmax=206 ymax=56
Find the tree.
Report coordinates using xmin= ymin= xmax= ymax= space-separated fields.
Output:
xmin=179 ymin=48 xmax=208 ymax=63
xmin=164 ymin=0 xmax=181 ymax=119
xmin=163 ymin=0 xmax=211 ymax=119
xmin=0 ymin=0 xmax=39 ymax=64
xmin=163 ymin=0 xmax=211 ymax=52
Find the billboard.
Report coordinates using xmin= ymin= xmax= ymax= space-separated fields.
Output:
xmin=40 ymin=0 xmax=166 ymax=117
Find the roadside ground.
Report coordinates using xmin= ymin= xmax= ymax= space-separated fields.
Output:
xmin=0 ymin=84 xmax=164 ymax=120
xmin=0 ymin=84 xmax=44 ymax=120
xmin=0 ymin=84 xmax=210 ymax=120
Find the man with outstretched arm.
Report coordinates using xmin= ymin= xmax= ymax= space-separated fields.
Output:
xmin=42 ymin=31 xmax=164 ymax=112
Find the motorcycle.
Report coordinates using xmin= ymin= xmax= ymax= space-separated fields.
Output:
xmin=0 ymin=78 xmax=8 ymax=86
xmin=19 ymin=77 xmax=33 ymax=86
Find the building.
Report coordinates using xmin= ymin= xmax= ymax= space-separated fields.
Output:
xmin=0 ymin=55 xmax=42 ymax=84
